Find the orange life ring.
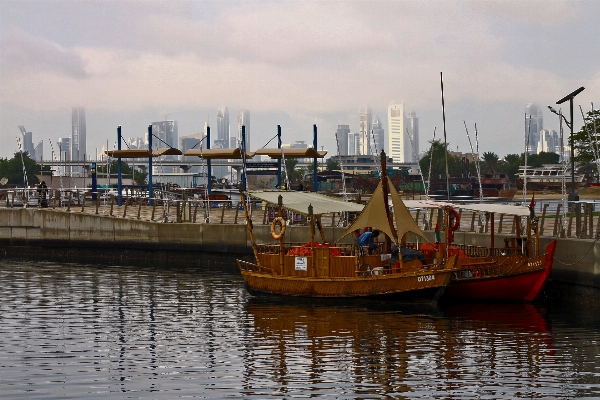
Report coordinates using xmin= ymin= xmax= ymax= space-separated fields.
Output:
xmin=449 ymin=208 xmax=460 ymax=231
xmin=271 ymin=217 xmax=286 ymax=240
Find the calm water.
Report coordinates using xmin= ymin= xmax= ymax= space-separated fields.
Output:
xmin=0 ymin=259 xmax=599 ymax=399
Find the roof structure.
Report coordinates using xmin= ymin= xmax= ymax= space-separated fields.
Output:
xmin=184 ymin=148 xmax=255 ymax=159
xmin=253 ymin=148 xmax=327 ymax=159
xmin=104 ymin=148 xmax=182 ymax=158
xmin=247 ymin=190 xmax=364 ymax=215
xmin=403 ymin=200 xmax=531 ymax=217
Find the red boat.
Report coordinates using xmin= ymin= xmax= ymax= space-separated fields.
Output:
xmin=403 ymin=200 xmax=556 ymax=302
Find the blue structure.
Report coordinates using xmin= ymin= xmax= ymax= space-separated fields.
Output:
xmin=313 ymin=125 xmax=318 ymax=192
xmin=277 ymin=125 xmax=282 ymax=188
xmin=206 ymin=126 xmax=211 ymax=194
xmin=148 ymin=125 xmax=153 ymax=206
xmin=117 ymin=126 xmax=122 ymax=206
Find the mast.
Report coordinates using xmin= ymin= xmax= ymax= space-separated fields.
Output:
xmin=381 ymin=150 xmax=395 ymax=251
xmin=440 ymin=72 xmax=450 ymax=201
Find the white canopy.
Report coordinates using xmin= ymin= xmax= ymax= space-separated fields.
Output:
xmin=403 ymin=199 xmax=531 ymax=217
xmin=247 ymin=190 xmax=364 ymax=215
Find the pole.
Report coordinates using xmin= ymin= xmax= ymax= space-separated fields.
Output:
xmin=556 ymin=86 xmax=584 ymax=202
xmin=277 ymin=125 xmax=282 ymax=188
xmin=148 ymin=125 xmax=153 ymax=206
xmin=440 ymin=72 xmax=450 ymax=201
xmin=117 ymin=126 xmax=122 ymax=206
xmin=313 ymin=125 xmax=318 ymax=192
xmin=207 ymin=125 xmax=212 ymax=194
xmin=241 ymin=126 xmax=247 ymax=191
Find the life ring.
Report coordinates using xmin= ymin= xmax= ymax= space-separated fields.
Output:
xmin=449 ymin=208 xmax=460 ymax=232
xmin=271 ymin=217 xmax=286 ymax=240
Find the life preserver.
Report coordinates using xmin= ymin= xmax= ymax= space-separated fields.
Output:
xmin=449 ymin=209 xmax=460 ymax=232
xmin=271 ymin=217 xmax=286 ymax=240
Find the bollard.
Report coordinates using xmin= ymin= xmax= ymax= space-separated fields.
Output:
xmin=67 ymin=192 xmax=72 ymax=212
xmin=95 ymin=199 xmax=100 ymax=215
xmin=193 ymin=201 xmax=199 ymax=223
xmin=123 ymin=197 xmax=129 ymax=218
xmin=151 ymin=200 xmax=156 ymax=221
xmin=137 ymin=198 xmax=142 ymax=219
xmin=110 ymin=195 xmax=115 ymax=216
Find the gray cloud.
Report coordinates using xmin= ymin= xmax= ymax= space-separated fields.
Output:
xmin=0 ymin=27 xmax=87 ymax=79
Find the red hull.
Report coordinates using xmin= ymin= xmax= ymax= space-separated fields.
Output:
xmin=445 ymin=240 xmax=557 ymax=302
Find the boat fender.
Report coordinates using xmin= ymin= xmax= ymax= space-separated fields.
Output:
xmin=449 ymin=209 xmax=460 ymax=232
xmin=271 ymin=217 xmax=286 ymax=240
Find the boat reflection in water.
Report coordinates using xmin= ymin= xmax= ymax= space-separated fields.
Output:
xmin=242 ymin=298 xmax=563 ymax=398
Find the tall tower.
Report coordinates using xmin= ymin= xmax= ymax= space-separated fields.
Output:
xmin=71 ymin=107 xmax=86 ymax=161
xmin=336 ymin=125 xmax=350 ymax=156
xmin=371 ymin=116 xmax=384 ymax=155
xmin=151 ymin=119 xmax=178 ymax=160
xmin=216 ymin=107 xmax=230 ymax=149
xmin=359 ymin=105 xmax=373 ymax=155
xmin=237 ymin=109 xmax=250 ymax=150
xmin=525 ymin=103 xmax=543 ymax=154
xmin=406 ymin=111 xmax=419 ymax=162
xmin=387 ymin=103 xmax=406 ymax=162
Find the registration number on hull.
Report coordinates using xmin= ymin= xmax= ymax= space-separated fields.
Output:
xmin=418 ymin=275 xmax=435 ymax=283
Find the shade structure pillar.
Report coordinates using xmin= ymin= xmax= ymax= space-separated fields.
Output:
xmin=241 ymin=126 xmax=247 ymax=191
xmin=313 ymin=124 xmax=318 ymax=192
xmin=206 ymin=126 xmax=211 ymax=194
xmin=148 ymin=125 xmax=153 ymax=206
xmin=117 ymin=126 xmax=123 ymax=206
xmin=277 ymin=125 xmax=282 ymax=188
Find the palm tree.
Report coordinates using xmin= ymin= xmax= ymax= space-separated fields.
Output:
xmin=481 ymin=152 xmax=500 ymax=174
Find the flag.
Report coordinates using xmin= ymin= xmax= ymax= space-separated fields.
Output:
xmin=528 ymin=193 xmax=535 ymax=219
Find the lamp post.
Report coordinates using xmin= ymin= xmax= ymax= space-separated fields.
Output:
xmin=548 ymin=86 xmax=585 ymax=202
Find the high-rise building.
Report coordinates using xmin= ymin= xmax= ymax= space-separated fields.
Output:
xmin=215 ymin=107 xmax=230 ymax=149
xmin=348 ymin=132 xmax=360 ymax=156
xmin=151 ymin=119 xmax=178 ymax=160
xmin=71 ymin=107 xmax=86 ymax=161
xmin=406 ymin=111 xmax=419 ymax=162
xmin=359 ymin=105 xmax=373 ymax=155
xmin=371 ymin=116 xmax=384 ymax=155
xmin=537 ymin=129 xmax=560 ymax=154
xmin=237 ymin=109 xmax=250 ymax=150
xmin=387 ymin=103 xmax=407 ymax=162
xmin=34 ymin=140 xmax=43 ymax=161
xmin=525 ymin=103 xmax=543 ymax=154
xmin=336 ymin=125 xmax=350 ymax=156
xmin=58 ymin=137 xmax=71 ymax=175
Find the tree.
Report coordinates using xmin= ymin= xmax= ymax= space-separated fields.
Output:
xmin=419 ymin=139 xmax=464 ymax=178
xmin=481 ymin=152 xmax=500 ymax=174
xmin=326 ymin=159 xmax=340 ymax=171
xmin=0 ymin=152 xmax=50 ymax=186
xmin=572 ymin=109 xmax=600 ymax=177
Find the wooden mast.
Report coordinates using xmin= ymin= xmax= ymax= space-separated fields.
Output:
xmin=240 ymin=188 xmax=261 ymax=267
xmin=380 ymin=150 xmax=395 ymax=252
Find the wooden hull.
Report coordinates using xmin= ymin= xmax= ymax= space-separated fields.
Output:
xmin=238 ymin=260 xmax=453 ymax=301
xmin=445 ymin=240 xmax=556 ymax=302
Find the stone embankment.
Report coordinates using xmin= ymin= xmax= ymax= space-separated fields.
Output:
xmin=0 ymin=200 xmax=599 ymax=291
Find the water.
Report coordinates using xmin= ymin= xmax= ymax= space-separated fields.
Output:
xmin=1 ymin=259 xmax=599 ymax=399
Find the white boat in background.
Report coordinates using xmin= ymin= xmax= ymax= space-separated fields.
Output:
xmin=515 ymin=164 xmax=584 ymax=191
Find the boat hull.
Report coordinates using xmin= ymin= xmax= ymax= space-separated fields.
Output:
xmin=238 ymin=260 xmax=453 ymax=301
xmin=445 ymin=240 xmax=557 ymax=302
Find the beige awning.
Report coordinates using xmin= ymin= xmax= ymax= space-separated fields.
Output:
xmin=153 ymin=147 xmax=182 ymax=156
xmin=184 ymin=148 xmax=255 ymax=159
xmin=247 ymin=190 xmax=364 ymax=215
xmin=403 ymin=200 xmax=531 ymax=216
xmin=253 ymin=148 xmax=327 ymax=159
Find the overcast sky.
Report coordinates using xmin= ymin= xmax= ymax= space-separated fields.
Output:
xmin=1 ymin=0 xmax=598 ymax=161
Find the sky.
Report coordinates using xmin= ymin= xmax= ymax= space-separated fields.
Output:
xmin=1 ymin=0 xmax=598 ymax=161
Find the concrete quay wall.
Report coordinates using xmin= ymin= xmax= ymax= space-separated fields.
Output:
xmin=0 ymin=208 xmax=599 ymax=289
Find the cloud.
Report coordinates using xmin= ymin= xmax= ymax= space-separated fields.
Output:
xmin=0 ymin=27 xmax=88 ymax=79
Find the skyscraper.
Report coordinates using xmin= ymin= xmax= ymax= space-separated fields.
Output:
xmin=216 ymin=107 xmax=230 ymax=149
xmin=71 ymin=107 xmax=86 ymax=161
xmin=237 ymin=109 xmax=250 ymax=150
xmin=336 ymin=125 xmax=350 ymax=156
xmin=371 ymin=116 xmax=384 ymax=155
xmin=359 ymin=105 xmax=373 ymax=155
xmin=387 ymin=103 xmax=407 ymax=162
xmin=406 ymin=111 xmax=419 ymax=162
xmin=525 ymin=103 xmax=543 ymax=154
xmin=151 ymin=119 xmax=178 ymax=160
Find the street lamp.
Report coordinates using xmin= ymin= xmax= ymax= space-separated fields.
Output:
xmin=548 ymin=86 xmax=585 ymax=202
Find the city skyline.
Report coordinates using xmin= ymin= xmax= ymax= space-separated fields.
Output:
xmin=0 ymin=1 xmax=597 ymax=160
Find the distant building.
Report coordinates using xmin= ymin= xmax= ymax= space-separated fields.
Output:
xmin=58 ymin=137 xmax=71 ymax=176
xmin=237 ymin=109 xmax=250 ymax=151
xmin=388 ymin=103 xmax=408 ymax=163
xmin=336 ymin=125 xmax=350 ymax=156
xmin=71 ymin=107 xmax=86 ymax=161
xmin=359 ymin=105 xmax=372 ymax=155
xmin=348 ymin=132 xmax=360 ymax=156
xmin=151 ymin=119 xmax=178 ymax=160
xmin=537 ymin=129 xmax=560 ymax=154
xmin=34 ymin=140 xmax=43 ymax=162
xmin=372 ymin=116 xmax=384 ymax=155
xmin=525 ymin=103 xmax=543 ymax=154
xmin=406 ymin=111 xmax=419 ymax=162
xmin=215 ymin=107 xmax=230 ymax=149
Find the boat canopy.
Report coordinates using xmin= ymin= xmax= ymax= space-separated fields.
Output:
xmin=247 ymin=190 xmax=364 ymax=215
xmin=337 ymin=177 xmax=429 ymax=245
xmin=184 ymin=148 xmax=255 ymax=159
xmin=403 ymin=200 xmax=531 ymax=217
xmin=253 ymin=148 xmax=327 ymax=159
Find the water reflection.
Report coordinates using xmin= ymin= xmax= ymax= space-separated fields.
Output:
xmin=0 ymin=259 xmax=598 ymax=399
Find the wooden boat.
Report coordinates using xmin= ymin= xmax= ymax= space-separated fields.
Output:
xmin=237 ymin=152 xmax=455 ymax=300
xmin=403 ymin=200 xmax=557 ymax=302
